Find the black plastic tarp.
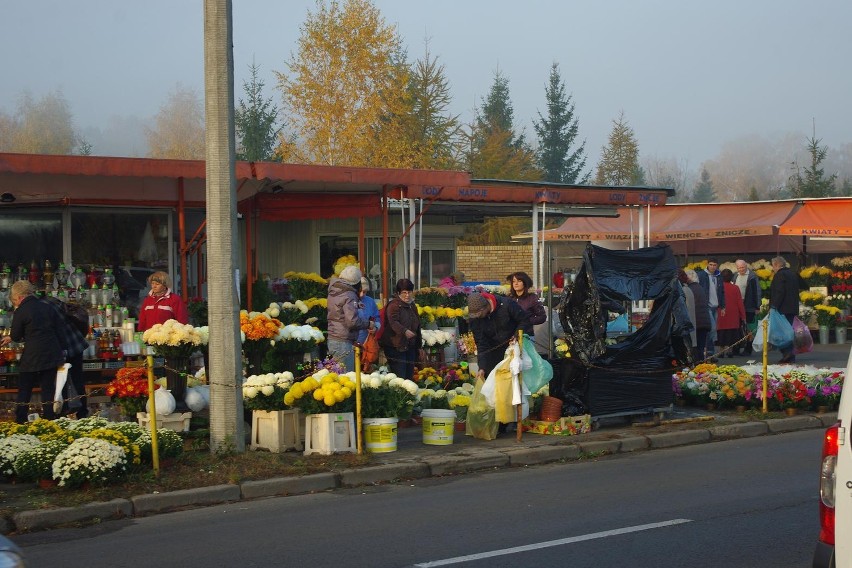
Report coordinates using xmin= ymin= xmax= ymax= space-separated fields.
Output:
xmin=556 ymin=244 xmax=692 ymax=416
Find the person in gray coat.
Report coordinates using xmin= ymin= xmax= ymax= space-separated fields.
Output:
xmin=326 ymin=265 xmax=369 ymax=372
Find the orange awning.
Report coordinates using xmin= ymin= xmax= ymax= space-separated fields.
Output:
xmin=540 ymin=201 xmax=800 ymax=242
xmin=778 ymin=198 xmax=852 ymax=237
xmin=650 ymin=201 xmax=798 ymax=240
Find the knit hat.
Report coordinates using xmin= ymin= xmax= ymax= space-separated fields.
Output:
xmin=340 ymin=266 xmax=362 ymax=285
xmin=467 ymin=292 xmax=491 ymax=319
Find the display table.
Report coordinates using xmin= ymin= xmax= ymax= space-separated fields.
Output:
xmin=0 ymin=357 xmax=164 ymax=402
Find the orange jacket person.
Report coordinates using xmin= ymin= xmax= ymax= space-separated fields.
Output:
xmin=138 ymin=271 xmax=189 ymax=331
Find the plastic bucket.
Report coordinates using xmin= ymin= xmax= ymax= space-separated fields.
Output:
xmin=421 ymin=409 xmax=456 ymax=445
xmin=363 ymin=417 xmax=398 ymax=453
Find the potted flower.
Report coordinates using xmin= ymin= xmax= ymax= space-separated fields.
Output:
xmin=240 ymin=310 xmax=283 ymax=373
xmin=283 ymin=369 xmax=357 ymax=454
xmin=52 ymin=437 xmax=128 ymax=487
xmin=448 ymin=386 xmax=473 ymax=429
xmin=359 ymin=372 xmax=418 ymax=420
xmin=106 ymin=367 xmax=151 ymax=419
xmin=421 ymin=329 xmax=453 ymax=366
xmin=262 ymin=324 xmax=326 ymax=374
xmin=243 ymin=371 xmax=301 ymax=453
xmin=807 ymin=371 xmax=844 ymax=411
xmin=358 ymin=372 xmax=418 ymax=453
xmin=283 ymin=369 xmax=355 ymax=415
xmin=283 ymin=271 xmax=329 ymax=301
xmin=0 ymin=434 xmax=42 ymax=479
xmin=774 ymin=377 xmax=810 ymax=414
xmin=243 ymin=372 xmax=295 ymax=412
xmin=142 ymin=319 xmax=207 ymax=408
xmin=815 ymin=304 xmax=841 ymax=345
xmin=13 ymin=440 xmax=69 ymax=485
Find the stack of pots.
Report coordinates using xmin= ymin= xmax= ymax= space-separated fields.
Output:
xmin=539 ymin=396 xmax=563 ymax=422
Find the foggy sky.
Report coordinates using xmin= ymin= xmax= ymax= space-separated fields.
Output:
xmin=2 ymin=0 xmax=850 ymax=169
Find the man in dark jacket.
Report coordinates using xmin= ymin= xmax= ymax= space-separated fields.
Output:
xmin=466 ymin=292 xmax=529 ymax=379
xmin=770 ymin=256 xmax=800 ymax=363
xmin=1 ymin=281 xmax=65 ymax=423
xmin=697 ymin=258 xmax=726 ymax=360
xmin=734 ymin=259 xmax=762 ymax=355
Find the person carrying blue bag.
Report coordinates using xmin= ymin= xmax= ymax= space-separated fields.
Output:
xmin=769 ymin=255 xmax=801 ymax=363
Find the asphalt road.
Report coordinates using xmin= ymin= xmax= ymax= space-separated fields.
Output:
xmin=14 ymin=428 xmax=824 ymax=568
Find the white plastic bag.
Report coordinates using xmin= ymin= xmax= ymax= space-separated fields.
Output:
xmin=184 ymin=387 xmax=207 ymax=412
xmin=147 ymin=387 xmax=176 ymax=416
xmin=53 ymin=363 xmax=72 ymax=414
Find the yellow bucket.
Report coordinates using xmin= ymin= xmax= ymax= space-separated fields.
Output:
xmin=363 ymin=417 xmax=398 ymax=453
xmin=421 ymin=409 xmax=455 ymax=445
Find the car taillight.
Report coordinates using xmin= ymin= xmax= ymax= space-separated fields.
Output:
xmin=818 ymin=423 xmax=839 ymax=546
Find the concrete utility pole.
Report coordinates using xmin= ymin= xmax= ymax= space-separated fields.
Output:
xmin=204 ymin=0 xmax=244 ymax=452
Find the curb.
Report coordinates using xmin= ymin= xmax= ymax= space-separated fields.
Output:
xmin=5 ymin=414 xmax=836 ymax=534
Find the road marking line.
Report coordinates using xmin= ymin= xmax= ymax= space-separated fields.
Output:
xmin=413 ymin=518 xmax=692 ymax=567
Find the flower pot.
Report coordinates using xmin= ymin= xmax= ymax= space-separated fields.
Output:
xmin=735 ymin=405 xmax=747 ymax=413
xmin=818 ymin=325 xmax=830 ymax=345
xmin=836 ymin=326 xmax=847 ymax=344
xmin=467 ymin=358 xmax=479 ymax=376
xmin=38 ymin=478 xmax=57 ymax=489
xmin=164 ymin=356 xmax=190 ymax=411
xmin=784 ymin=407 xmax=798 ymax=416
xmin=421 ymin=408 xmax=455 ymax=445
xmin=303 ymin=412 xmax=356 ymax=456
xmin=250 ymin=409 xmax=303 ymax=453
xmin=439 ymin=326 xmax=459 ymax=363
xmin=816 ymin=405 xmax=829 ymax=414
xmin=454 ymin=421 xmax=466 ymax=432
xmin=705 ymin=403 xmax=717 ymax=411
xmin=362 ymin=417 xmax=398 ymax=453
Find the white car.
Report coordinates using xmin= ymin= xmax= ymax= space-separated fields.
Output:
xmin=813 ymin=346 xmax=852 ymax=568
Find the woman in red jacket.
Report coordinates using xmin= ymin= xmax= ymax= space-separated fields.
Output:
xmin=716 ymin=268 xmax=746 ymax=358
xmin=138 ymin=271 xmax=189 ymax=331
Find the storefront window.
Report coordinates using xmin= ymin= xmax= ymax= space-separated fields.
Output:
xmin=0 ymin=211 xmax=62 ymax=272
xmin=420 ymin=250 xmax=454 ymax=287
xmin=71 ymin=210 xmax=170 ymax=315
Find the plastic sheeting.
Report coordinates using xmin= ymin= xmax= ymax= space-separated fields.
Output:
xmin=555 ymin=244 xmax=692 ymax=416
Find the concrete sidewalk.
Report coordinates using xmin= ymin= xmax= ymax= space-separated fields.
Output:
xmin=4 ymin=342 xmax=848 ymax=534
xmin=6 ymin=407 xmax=838 ymax=534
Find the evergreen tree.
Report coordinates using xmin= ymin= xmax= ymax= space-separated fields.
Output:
xmin=467 ymin=70 xmax=540 ymax=180
xmin=533 ymin=63 xmax=589 ymax=184
xmin=791 ymin=136 xmax=837 ymax=198
xmin=839 ymin=178 xmax=852 ymax=197
xmin=748 ymin=186 xmax=760 ymax=201
xmin=401 ymin=43 xmax=463 ymax=169
xmin=235 ymin=63 xmax=280 ymax=162
xmin=595 ymin=111 xmax=640 ymax=186
xmin=476 ymin=70 xmax=514 ymax=138
xmin=692 ymin=167 xmax=717 ymax=202
xmin=77 ymin=139 xmax=93 ymax=155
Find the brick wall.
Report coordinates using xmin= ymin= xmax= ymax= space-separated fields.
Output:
xmin=457 ymin=245 xmax=533 ymax=282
